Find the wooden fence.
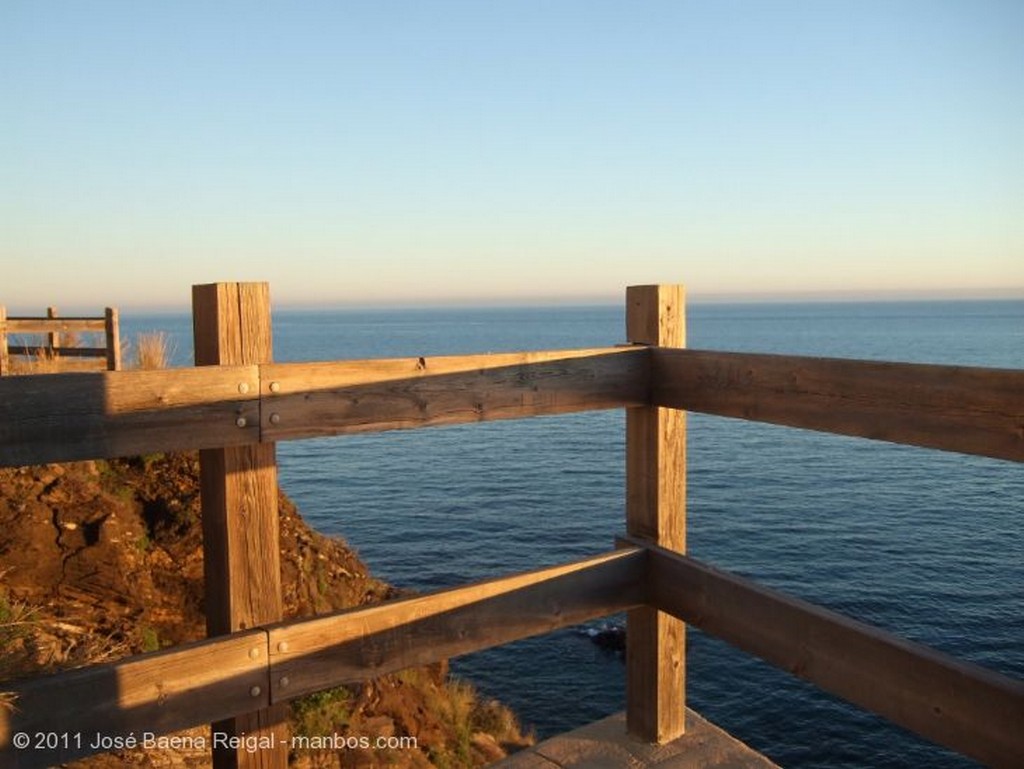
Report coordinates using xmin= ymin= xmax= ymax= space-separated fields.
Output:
xmin=0 ymin=283 xmax=1021 ymax=769
xmin=0 ymin=306 xmax=121 ymax=375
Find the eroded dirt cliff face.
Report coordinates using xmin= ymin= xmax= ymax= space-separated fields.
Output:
xmin=0 ymin=453 xmax=531 ymax=768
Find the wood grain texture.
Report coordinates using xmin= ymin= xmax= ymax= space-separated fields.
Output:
xmin=7 ymin=345 xmax=112 ymax=358
xmin=192 ymin=284 xmax=274 ymax=370
xmin=5 ymin=317 xmax=108 ymax=333
xmin=196 ymin=444 xmax=283 ymax=635
xmin=626 ymin=285 xmax=684 ymax=350
xmin=652 ymin=348 xmax=1024 ymax=462
xmin=267 ymin=548 xmax=646 ymax=702
xmin=192 ymin=282 xmax=287 ymax=769
xmin=46 ymin=307 xmax=60 ymax=352
xmin=0 ymin=366 xmax=259 ymax=467
xmin=625 ymin=285 xmax=687 ymax=743
xmin=0 ymin=631 xmax=269 ymax=769
xmin=633 ymin=538 xmax=1024 ymax=769
xmin=0 ymin=347 xmax=644 ymax=466
xmin=0 ymin=549 xmax=642 ymax=767
xmin=259 ymin=347 xmax=647 ymax=440
xmin=105 ymin=307 xmax=121 ymax=371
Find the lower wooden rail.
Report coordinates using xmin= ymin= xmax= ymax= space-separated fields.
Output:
xmin=267 ymin=547 xmax=645 ymax=701
xmin=0 ymin=548 xmax=645 ymax=769
xmin=7 ymin=537 xmax=1019 ymax=767
xmin=625 ymin=538 xmax=1024 ymax=769
xmin=0 ymin=631 xmax=270 ymax=768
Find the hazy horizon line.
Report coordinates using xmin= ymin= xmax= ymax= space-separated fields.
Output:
xmin=5 ymin=286 xmax=1022 ymax=315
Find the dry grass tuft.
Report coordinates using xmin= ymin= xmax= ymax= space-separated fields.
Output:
xmin=133 ymin=331 xmax=172 ymax=370
xmin=6 ymin=331 xmax=85 ymax=375
xmin=8 ymin=347 xmax=61 ymax=375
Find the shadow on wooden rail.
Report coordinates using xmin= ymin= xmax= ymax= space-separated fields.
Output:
xmin=0 ymin=348 xmax=647 ymax=467
xmin=4 ymin=540 xmax=1022 ymax=768
xmin=1 ymin=550 xmax=646 ymax=768
xmin=1 ymin=346 xmax=1021 ymax=469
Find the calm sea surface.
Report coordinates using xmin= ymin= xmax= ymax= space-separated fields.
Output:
xmin=122 ymin=300 xmax=1023 ymax=769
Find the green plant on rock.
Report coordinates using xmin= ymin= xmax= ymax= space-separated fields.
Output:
xmin=0 ymin=589 xmax=38 ymax=685
xmin=139 ymin=626 xmax=160 ymax=653
xmin=291 ymin=686 xmax=354 ymax=741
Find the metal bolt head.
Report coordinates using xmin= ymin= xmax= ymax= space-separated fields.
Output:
xmin=238 ymin=382 xmax=250 ymax=394
xmin=250 ymin=685 xmax=262 ymax=698
xmin=269 ymin=413 xmax=281 ymax=425
xmin=236 ymin=416 xmax=248 ymax=428
xmin=269 ymin=381 xmax=281 ymax=393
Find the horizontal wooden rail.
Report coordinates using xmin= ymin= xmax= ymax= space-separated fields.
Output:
xmin=0 ymin=630 xmax=270 ymax=768
xmin=5 ymin=345 xmax=1022 ymax=467
xmin=625 ymin=538 xmax=1024 ymax=769
xmin=0 ymin=549 xmax=644 ymax=767
xmin=651 ymin=348 xmax=1024 ymax=462
xmin=267 ymin=547 xmax=646 ymax=701
xmin=8 ymin=345 xmax=110 ymax=358
xmin=6 ymin=318 xmax=108 ymax=333
xmin=259 ymin=347 xmax=647 ymax=441
xmin=0 ymin=366 xmax=260 ymax=466
xmin=0 ymin=348 xmax=647 ymax=467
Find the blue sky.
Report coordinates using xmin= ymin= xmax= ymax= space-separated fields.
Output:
xmin=2 ymin=1 xmax=1022 ymax=309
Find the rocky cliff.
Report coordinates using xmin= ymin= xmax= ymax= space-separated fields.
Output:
xmin=0 ymin=453 xmax=532 ymax=768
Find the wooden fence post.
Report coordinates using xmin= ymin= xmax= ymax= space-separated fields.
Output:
xmin=192 ymin=282 xmax=288 ymax=769
xmin=625 ymin=284 xmax=686 ymax=743
xmin=0 ymin=306 xmax=8 ymax=376
xmin=47 ymin=306 xmax=60 ymax=355
xmin=105 ymin=307 xmax=121 ymax=371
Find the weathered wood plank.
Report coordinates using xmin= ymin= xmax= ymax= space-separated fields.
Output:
xmin=259 ymin=347 xmax=647 ymax=440
xmin=105 ymin=307 xmax=121 ymax=371
xmin=0 ymin=347 xmax=643 ymax=467
xmin=8 ymin=345 xmax=110 ymax=358
xmin=6 ymin=317 xmax=108 ymax=333
xmin=46 ymin=307 xmax=60 ymax=352
xmin=0 ymin=366 xmax=259 ymax=467
xmin=634 ymin=538 xmax=1024 ymax=769
xmin=192 ymin=282 xmax=288 ymax=769
xmin=268 ymin=548 xmax=647 ymax=702
xmin=652 ymin=348 xmax=1024 ymax=462
xmin=0 ymin=630 xmax=269 ymax=769
xmin=625 ymin=285 xmax=686 ymax=744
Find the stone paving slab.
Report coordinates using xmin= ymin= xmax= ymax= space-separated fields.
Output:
xmin=493 ymin=710 xmax=779 ymax=769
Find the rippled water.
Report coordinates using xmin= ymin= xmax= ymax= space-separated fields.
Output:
xmin=123 ymin=300 xmax=1023 ymax=769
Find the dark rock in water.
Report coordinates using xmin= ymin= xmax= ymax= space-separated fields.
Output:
xmin=578 ymin=623 xmax=627 ymax=654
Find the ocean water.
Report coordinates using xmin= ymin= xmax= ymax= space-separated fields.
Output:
xmin=120 ymin=300 xmax=1023 ymax=769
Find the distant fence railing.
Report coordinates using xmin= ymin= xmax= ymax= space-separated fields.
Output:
xmin=0 ymin=283 xmax=1021 ymax=769
xmin=0 ymin=306 xmax=121 ymax=375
